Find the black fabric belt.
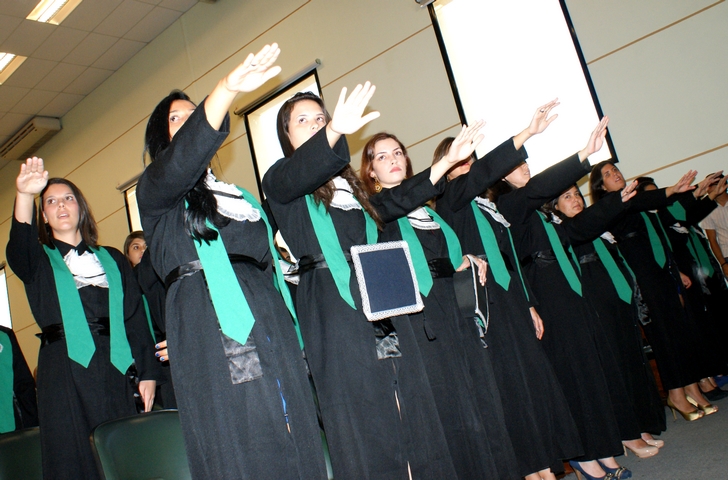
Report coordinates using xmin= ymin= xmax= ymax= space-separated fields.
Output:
xmin=298 ymin=253 xmax=352 ymax=274
xmin=165 ymin=254 xmax=267 ymax=288
xmin=520 ymin=249 xmax=557 ymax=268
xmin=428 ymin=258 xmax=456 ymax=279
xmin=38 ymin=317 xmax=110 ymax=347
xmin=579 ymin=253 xmax=599 ymax=264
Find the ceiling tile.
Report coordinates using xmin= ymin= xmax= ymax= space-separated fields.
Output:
xmin=1 ymin=57 xmax=57 ymax=89
xmin=0 ymin=86 xmax=30 ymax=112
xmin=0 ymin=112 xmax=33 ymax=137
xmin=0 ymin=19 xmax=55 ymax=56
xmin=35 ymin=63 xmax=87 ymax=92
xmin=34 ymin=26 xmax=89 ymax=61
xmin=37 ymin=92 xmax=85 ymax=117
xmin=95 ymin=0 xmax=155 ymax=38
xmin=92 ymin=38 xmax=145 ymax=70
xmin=0 ymin=0 xmax=40 ymax=18
xmin=159 ymin=0 xmax=198 ymax=13
xmin=124 ymin=6 xmax=181 ymax=42
xmin=63 ymin=33 xmax=118 ymax=66
xmin=10 ymin=89 xmax=59 ymax=115
xmin=61 ymin=0 xmax=124 ymax=31
xmin=138 ymin=0 xmax=163 ymax=5
xmin=64 ymin=67 xmax=113 ymax=95
xmin=0 ymin=15 xmax=23 ymax=45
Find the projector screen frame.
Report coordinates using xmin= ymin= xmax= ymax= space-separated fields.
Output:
xmin=427 ymin=0 xmax=619 ymax=166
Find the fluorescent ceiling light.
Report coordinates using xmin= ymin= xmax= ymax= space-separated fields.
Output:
xmin=27 ymin=0 xmax=83 ymax=25
xmin=0 ymin=54 xmax=28 ymax=85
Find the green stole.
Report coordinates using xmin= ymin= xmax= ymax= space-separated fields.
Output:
xmin=592 ymin=237 xmax=633 ymax=303
xmin=397 ymin=206 xmax=462 ymax=296
xmin=192 ymin=188 xmax=303 ymax=349
xmin=141 ymin=296 xmax=156 ymax=344
xmin=44 ymin=245 xmax=133 ymax=373
xmin=688 ymin=230 xmax=715 ymax=277
xmin=471 ymin=201 xmax=529 ymax=300
xmin=305 ymin=194 xmax=378 ymax=309
xmin=538 ymin=212 xmax=582 ymax=296
xmin=666 ymin=202 xmax=715 ymax=276
xmin=0 ymin=330 xmax=14 ymax=433
xmin=640 ymin=212 xmax=673 ymax=267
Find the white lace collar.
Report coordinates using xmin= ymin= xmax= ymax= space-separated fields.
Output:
xmin=550 ymin=212 xmax=563 ymax=224
xmin=600 ymin=231 xmax=617 ymax=244
xmin=670 ymin=223 xmax=689 ymax=234
xmin=64 ymin=249 xmax=108 ymax=289
xmin=330 ymin=176 xmax=362 ymax=211
xmin=407 ymin=206 xmax=440 ymax=230
xmin=205 ymin=170 xmax=260 ymax=222
xmin=474 ymin=196 xmax=510 ymax=227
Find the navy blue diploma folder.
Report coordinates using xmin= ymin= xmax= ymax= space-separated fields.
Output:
xmin=350 ymin=241 xmax=424 ymax=321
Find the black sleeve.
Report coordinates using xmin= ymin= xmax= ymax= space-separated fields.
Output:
xmin=135 ymin=253 xmax=167 ymax=336
xmin=3 ymin=327 xmax=39 ymax=428
xmin=442 ymin=138 xmax=528 ymax=212
xmin=370 ymin=169 xmax=444 ymax=223
xmin=623 ymin=188 xmax=670 ymax=212
xmin=498 ymin=153 xmax=591 ymax=225
xmin=684 ymin=195 xmax=717 ymax=226
xmin=562 ymin=192 xmax=626 ymax=244
xmin=137 ymin=97 xmax=230 ymax=218
xmin=262 ymin=129 xmax=351 ymax=203
xmin=6 ymin=205 xmax=43 ymax=284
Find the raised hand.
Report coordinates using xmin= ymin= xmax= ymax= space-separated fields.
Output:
xmin=694 ymin=170 xmax=722 ymax=198
xmin=579 ymin=116 xmax=609 ymax=161
xmin=328 ymin=82 xmax=380 ymax=136
xmin=621 ymin=180 xmax=638 ymax=202
xmin=223 ymin=43 xmax=282 ymax=94
xmin=528 ymin=98 xmax=560 ymax=135
xmin=666 ymin=170 xmax=697 ymax=197
xmin=708 ymin=175 xmax=728 ymax=200
xmin=17 ymin=157 xmax=49 ymax=195
xmin=443 ymin=120 xmax=486 ymax=165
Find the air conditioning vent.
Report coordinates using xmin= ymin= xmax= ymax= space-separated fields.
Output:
xmin=0 ymin=116 xmax=62 ymax=161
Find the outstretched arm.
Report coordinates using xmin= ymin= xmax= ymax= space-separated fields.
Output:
xmin=429 ymin=121 xmax=486 ymax=185
xmin=205 ymin=43 xmax=281 ymax=130
xmin=15 ymin=157 xmax=48 ymax=224
xmin=512 ymin=98 xmax=560 ymax=149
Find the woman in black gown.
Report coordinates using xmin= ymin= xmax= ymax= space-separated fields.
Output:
xmin=589 ymin=162 xmax=717 ymax=421
xmin=263 ymin=85 xmax=457 ymax=479
xmin=0 ymin=325 xmax=38 ymax=433
xmin=7 ymin=160 xmax=159 ymax=479
xmin=548 ymin=184 xmax=667 ymax=458
xmin=496 ymin=117 xmax=639 ymax=480
xmin=137 ymin=44 xmax=328 ymax=479
xmin=360 ymin=125 xmax=525 ymax=479
xmin=431 ymin=102 xmax=584 ymax=480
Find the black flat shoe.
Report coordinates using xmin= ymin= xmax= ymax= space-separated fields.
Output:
xmin=702 ymin=387 xmax=728 ymax=402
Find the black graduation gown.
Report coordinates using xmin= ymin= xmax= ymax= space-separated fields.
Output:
xmin=137 ymin=100 xmax=327 ymax=480
xmin=498 ymin=155 xmax=624 ymax=461
xmin=134 ymin=253 xmax=176 ymax=408
xmin=573 ymin=237 xmax=666 ymax=436
xmin=373 ymin=168 xmax=517 ymax=480
xmin=609 ymin=190 xmax=704 ymax=389
xmin=6 ymin=221 xmax=159 ymax=480
xmin=263 ymin=129 xmax=456 ymax=479
xmin=0 ymin=325 xmax=39 ymax=432
xmin=657 ymin=194 xmax=726 ymax=375
xmin=436 ymin=146 xmax=583 ymax=476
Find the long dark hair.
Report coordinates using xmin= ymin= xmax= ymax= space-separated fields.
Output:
xmin=39 ymin=178 xmax=98 ymax=248
xmin=276 ymin=91 xmax=382 ymax=227
xmin=145 ymin=90 xmax=229 ymax=243
xmin=589 ymin=160 xmax=615 ymax=203
xmin=634 ymin=176 xmax=656 ymax=193
xmin=360 ymin=132 xmax=414 ymax=195
xmin=542 ymin=184 xmax=583 ymax=221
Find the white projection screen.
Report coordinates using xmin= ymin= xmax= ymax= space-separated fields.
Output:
xmin=0 ymin=267 xmax=12 ymax=329
xmin=431 ymin=0 xmax=615 ymax=174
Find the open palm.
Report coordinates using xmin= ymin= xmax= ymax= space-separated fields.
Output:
xmin=225 ymin=43 xmax=282 ymax=94
xmin=17 ymin=157 xmax=49 ymax=195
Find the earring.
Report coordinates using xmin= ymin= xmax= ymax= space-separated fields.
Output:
xmin=374 ymin=179 xmax=382 ymax=193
